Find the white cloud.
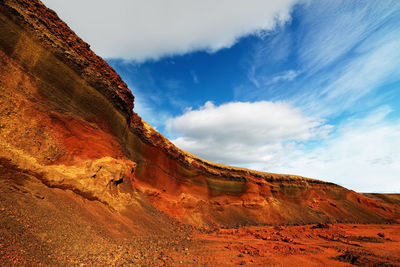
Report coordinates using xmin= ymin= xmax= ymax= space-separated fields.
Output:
xmin=293 ymin=36 xmax=400 ymax=118
xmin=166 ymin=101 xmax=331 ymax=165
xmin=297 ymin=1 xmax=400 ymax=73
xmin=264 ymin=107 xmax=400 ymax=193
xmin=42 ymin=0 xmax=298 ymax=61
xmin=293 ymin=1 xmax=400 ymax=118
xmin=241 ymin=0 xmax=400 ymax=119
xmin=168 ymin=102 xmax=400 ymax=192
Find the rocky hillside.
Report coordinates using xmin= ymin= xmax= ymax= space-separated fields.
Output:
xmin=1 ymin=0 xmax=399 ymax=235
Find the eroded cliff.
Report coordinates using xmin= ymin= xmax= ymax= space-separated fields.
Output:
xmin=1 ymin=0 xmax=399 ymax=233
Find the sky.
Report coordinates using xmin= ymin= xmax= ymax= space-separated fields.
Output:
xmin=43 ymin=0 xmax=400 ymax=193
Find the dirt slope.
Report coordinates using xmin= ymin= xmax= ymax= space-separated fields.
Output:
xmin=1 ymin=0 xmax=399 ymax=227
xmin=1 ymin=0 xmax=400 ymax=265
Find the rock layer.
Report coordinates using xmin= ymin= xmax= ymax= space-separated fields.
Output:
xmin=1 ymin=0 xmax=400 ymax=231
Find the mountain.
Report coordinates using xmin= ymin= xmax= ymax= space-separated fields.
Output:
xmin=1 ymin=0 xmax=399 ymax=265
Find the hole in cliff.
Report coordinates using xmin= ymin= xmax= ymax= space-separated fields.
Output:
xmin=112 ymin=178 xmax=123 ymax=185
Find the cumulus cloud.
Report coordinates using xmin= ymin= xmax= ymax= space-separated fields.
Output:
xmin=166 ymin=101 xmax=331 ymax=165
xmin=167 ymin=102 xmax=400 ymax=192
xmin=42 ymin=0 xmax=298 ymax=61
xmin=264 ymin=107 xmax=400 ymax=193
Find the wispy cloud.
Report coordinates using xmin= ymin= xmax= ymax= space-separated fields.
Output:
xmin=246 ymin=26 xmax=293 ymax=89
xmin=272 ymin=70 xmax=299 ymax=83
xmin=241 ymin=0 xmax=400 ymax=119
xmin=191 ymin=71 xmax=199 ymax=84
xmin=294 ymin=36 xmax=400 ymax=118
xmin=131 ymin=89 xmax=171 ymax=131
xmin=297 ymin=1 xmax=400 ymax=74
xmin=164 ymin=79 xmax=183 ymax=90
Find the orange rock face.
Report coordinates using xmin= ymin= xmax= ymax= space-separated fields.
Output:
xmin=1 ymin=0 xmax=400 ymax=265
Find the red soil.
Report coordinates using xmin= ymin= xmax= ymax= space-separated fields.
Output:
xmin=1 ymin=158 xmax=400 ymax=266
xmin=191 ymin=224 xmax=400 ymax=266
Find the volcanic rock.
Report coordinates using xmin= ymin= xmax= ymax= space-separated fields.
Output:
xmin=1 ymin=0 xmax=400 ymax=265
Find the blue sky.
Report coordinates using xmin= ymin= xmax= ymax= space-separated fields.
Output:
xmin=43 ymin=0 xmax=400 ymax=192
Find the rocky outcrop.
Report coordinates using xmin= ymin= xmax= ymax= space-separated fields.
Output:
xmin=1 ymin=0 xmax=399 ymax=230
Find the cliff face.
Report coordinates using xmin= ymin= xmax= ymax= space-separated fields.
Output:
xmin=1 ymin=0 xmax=399 ymax=232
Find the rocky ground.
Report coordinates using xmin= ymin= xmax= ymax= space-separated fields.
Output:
xmin=1 ymin=158 xmax=400 ymax=266
xmin=2 ymin=212 xmax=400 ymax=266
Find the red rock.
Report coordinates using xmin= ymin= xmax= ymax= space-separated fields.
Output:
xmin=0 ymin=0 xmax=400 ymax=266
